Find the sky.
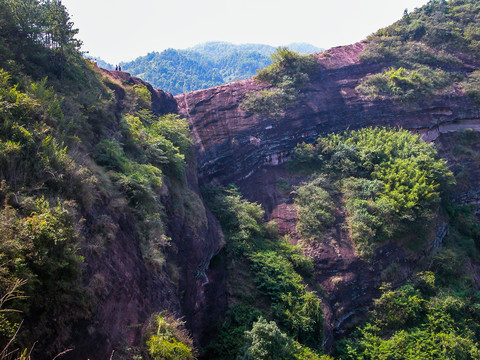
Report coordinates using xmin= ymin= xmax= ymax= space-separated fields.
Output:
xmin=61 ymin=0 xmax=430 ymax=65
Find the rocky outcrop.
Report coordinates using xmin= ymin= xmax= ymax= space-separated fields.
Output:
xmin=176 ymin=42 xmax=480 ymax=186
xmin=415 ymin=118 xmax=480 ymax=142
xmin=174 ymin=41 xmax=480 ymax=348
xmin=100 ymin=69 xmax=178 ymax=115
xmin=86 ymin=41 xmax=480 ymax=355
xmin=71 ymin=70 xmax=225 ymax=358
xmin=168 ymin=163 xmax=226 ymax=348
xmin=74 ymin=208 xmax=180 ymax=359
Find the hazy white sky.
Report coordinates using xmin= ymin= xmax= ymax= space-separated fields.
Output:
xmin=61 ymin=0 xmax=430 ymax=64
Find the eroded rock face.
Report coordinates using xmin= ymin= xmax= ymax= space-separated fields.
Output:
xmin=87 ymin=41 xmax=480 ymax=355
xmin=174 ymin=42 xmax=480 ymax=346
xmin=75 ymin=209 xmax=180 ymax=359
xmin=76 ymin=176 xmax=225 ymax=358
xmin=72 ymin=70 xmax=225 ymax=359
xmin=167 ymin=163 xmax=227 ymax=348
xmin=176 ymin=42 xmax=480 ymax=186
xmin=100 ymin=69 xmax=178 ymax=115
xmin=233 ymin=164 xmax=448 ymax=349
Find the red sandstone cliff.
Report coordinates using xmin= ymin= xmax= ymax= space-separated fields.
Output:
xmin=88 ymin=41 xmax=480 ymax=353
xmin=176 ymin=42 xmax=480 ymax=185
xmin=174 ymin=41 xmax=480 ymax=347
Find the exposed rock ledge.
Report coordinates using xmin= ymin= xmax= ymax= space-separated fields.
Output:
xmin=172 ymin=42 xmax=480 ymax=348
xmin=175 ymin=42 xmax=480 ymax=185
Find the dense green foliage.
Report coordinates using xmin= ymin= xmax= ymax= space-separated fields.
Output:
xmin=0 ymin=1 xmax=194 ymax=357
xmin=367 ymin=0 xmax=480 ymax=57
xmin=203 ymin=186 xmax=324 ymax=359
xmin=334 ymin=129 xmax=480 ymax=359
xmin=339 ymin=273 xmax=480 ymax=359
xmin=291 ymin=128 xmax=454 ymax=258
xmin=357 ymin=66 xmax=453 ymax=102
xmin=0 ymin=0 xmax=81 ymax=81
xmin=240 ymin=47 xmax=318 ymax=117
xmin=240 ymin=317 xmax=333 ymax=360
xmin=119 ymin=42 xmax=322 ymax=95
xmin=241 ymin=317 xmax=295 ymax=360
xmin=357 ymin=0 xmax=480 ymax=103
xmin=144 ymin=313 xmax=196 ymax=360
xmin=0 ymin=198 xmax=87 ymax=357
xmin=289 ymin=126 xmax=480 ymax=360
xmin=295 ymin=177 xmax=335 ymax=240
xmin=206 ymin=304 xmax=263 ymax=360
xmin=0 ymin=33 xmax=93 ymax=353
xmin=462 ymin=70 xmax=480 ymax=104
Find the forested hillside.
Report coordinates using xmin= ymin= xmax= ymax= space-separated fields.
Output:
xmin=119 ymin=42 xmax=322 ymax=95
xmin=0 ymin=1 xmax=221 ymax=359
xmin=1 ymin=0 xmax=480 ymax=359
xmin=357 ymin=0 xmax=480 ymax=103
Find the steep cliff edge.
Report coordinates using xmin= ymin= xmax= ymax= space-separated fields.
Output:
xmin=71 ymin=70 xmax=227 ymax=358
xmin=86 ymin=26 xmax=480 ymax=357
xmin=175 ymin=39 xmax=480 ymax=349
xmin=177 ymin=41 xmax=480 ymax=186
xmin=0 ymin=57 xmax=227 ymax=358
xmin=2 ymin=0 xmax=480 ymax=357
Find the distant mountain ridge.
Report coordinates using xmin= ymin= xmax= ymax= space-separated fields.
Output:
xmin=112 ymin=41 xmax=323 ymax=95
xmin=187 ymin=41 xmax=322 ymax=58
